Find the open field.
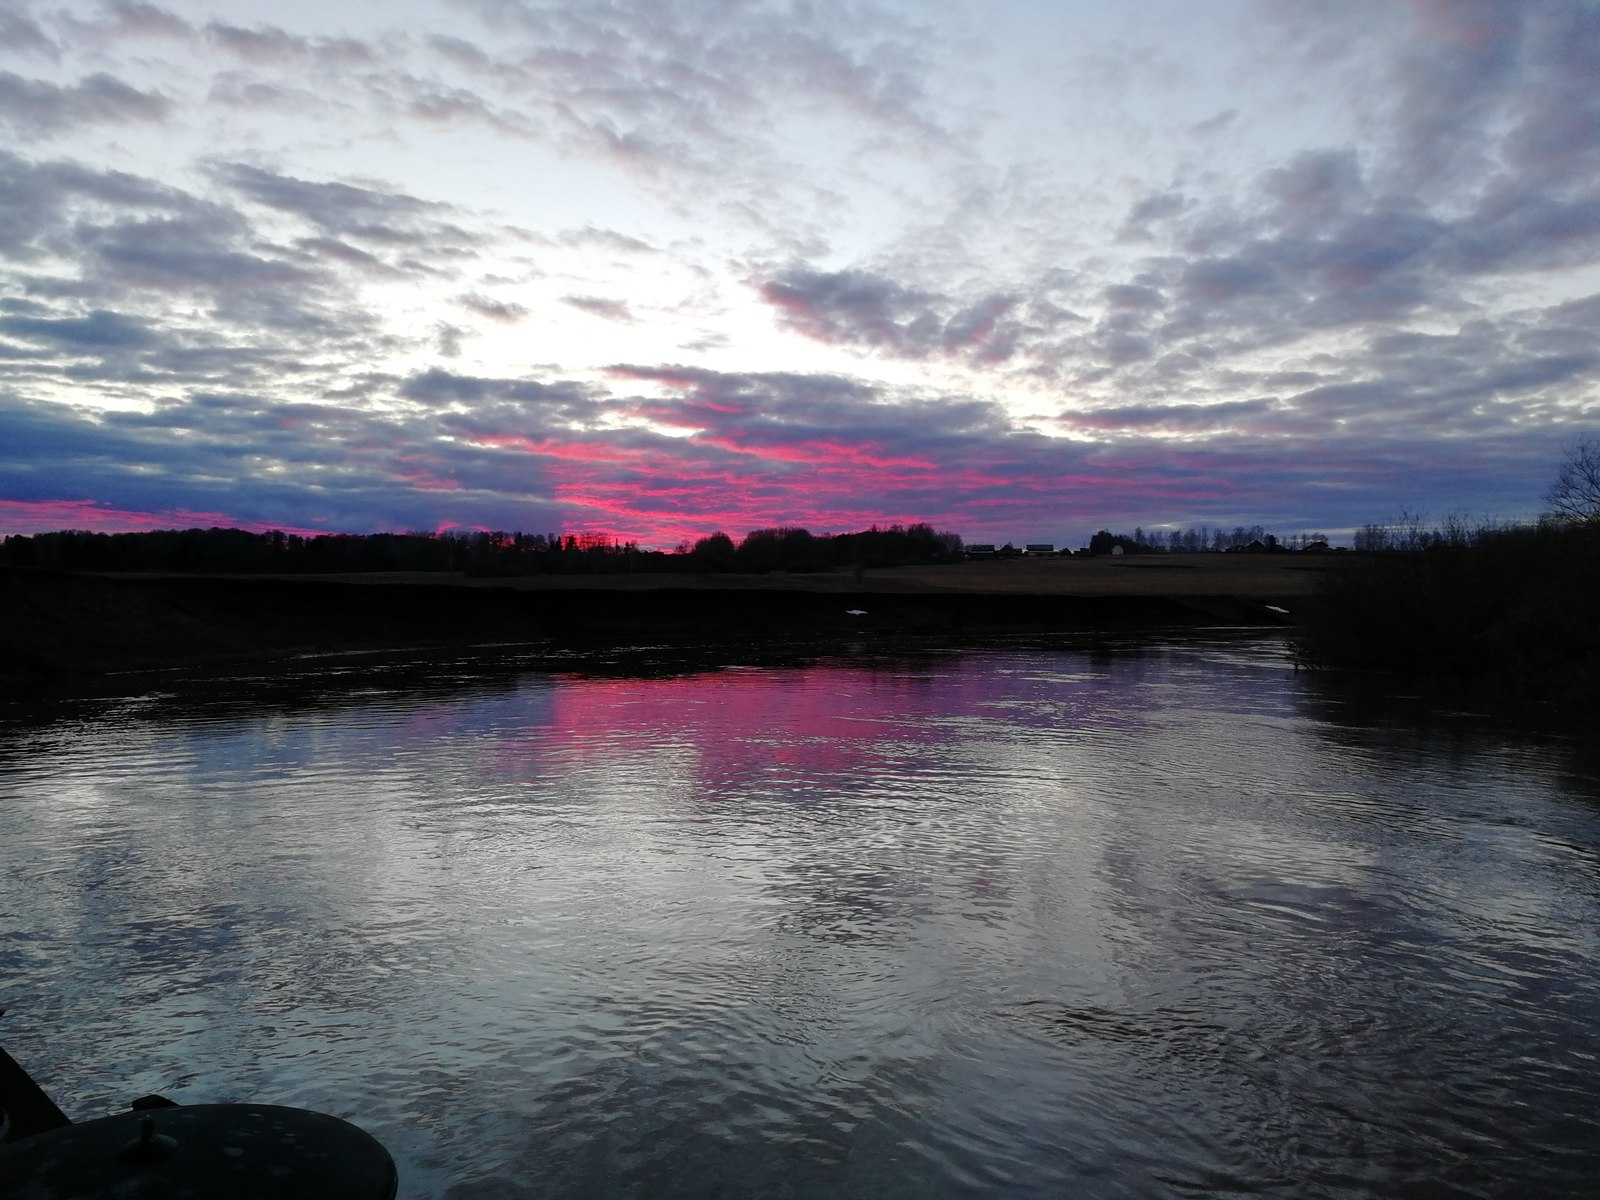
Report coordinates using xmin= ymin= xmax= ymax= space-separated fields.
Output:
xmin=276 ymin=553 xmax=1359 ymax=598
xmin=1 ymin=555 xmax=1359 ymax=688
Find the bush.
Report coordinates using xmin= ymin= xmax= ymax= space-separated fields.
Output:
xmin=1293 ymin=521 xmax=1600 ymax=706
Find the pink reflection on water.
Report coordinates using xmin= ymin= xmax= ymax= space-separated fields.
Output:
xmin=469 ymin=652 xmax=1147 ymax=808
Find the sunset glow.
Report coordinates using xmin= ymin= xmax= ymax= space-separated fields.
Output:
xmin=1 ymin=1 xmax=1597 ymax=547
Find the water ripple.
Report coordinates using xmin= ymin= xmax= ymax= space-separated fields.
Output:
xmin=2 ymin=636 xmax=1597 ymax=1198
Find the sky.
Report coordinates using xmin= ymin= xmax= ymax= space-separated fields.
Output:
xmin=1 ymin=0 xmax=1597 ymax=548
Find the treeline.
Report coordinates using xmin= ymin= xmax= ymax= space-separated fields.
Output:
xmin=1351 ymin=511 xmax=1489 ymax=552
xmin=1086 ymin=525 xmax=1333 ymax=554
xmin=683 ymin=524 xmax=961 ymax=572
xmin=0 ymin=522 xmax=964 ymax=577
xmin=1294 ymin=518 xmax=1600 ymax=707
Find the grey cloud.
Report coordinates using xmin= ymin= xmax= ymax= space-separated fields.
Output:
xmin=1261 ymin=150 xmax=1365 ymax=232
xmin=760 ymin=266 xmax=1019 ymax=363
xmin=1061 ymin=399 xmax=1278 ymax=434
xmin=1104 ymin=284 xmax=1164 ymax=310
xmin=459 ymin=293 xmax=529 ymax=323
xmin=0 ymin=152 xmax=221 ymax=288
xmin=562 ymin=295 xmax=634 ymax=322
xmin=1474 ymin=353 xmax=1600 ymax=398
xmin=1446 ymin=185 xmax=1600 ymax=274
xmin=1179 ymin=256 xmax=1282 ymax=304
xmin=1497 ymin=5 xmax=1600 ymax=191
xmin=1098 ymin=331 xmax=1154 ymax=366
xmin=428 ymin=35 xmax=493 ymax=71
xmin=209 ymin=162 xmax=487 ymax=279
xmin=209 ymin=73 xmax=327 ymax=113
xmin=211 ymin=162 xmax=451 ymax=243
xmin=1388 ymin=4 xmax=1523 ymax=190
xmin=942 ymin=295 xmax=1019 ymax=360
xmin=0 ymin=153 xmax=423 ymax=400
xmin=398 ymin=369 xmax=594 ymax=418
xmin=0 ymin=9 xmax=56 ymax=59
xmin=84 ymin=214 xmax=323 ymax=295
xmin=0 ymin=71 xmax=172 ymax=137
xmin=610 ymin=365 xmax=1011 ymax=450
xmin=0 ymin=308 xmax=156 ymax=349
xmin=431 ymin=0 xmax=955 ymax=184
xmin=1118 ymin=190 xmax=1187 ymax=241
xmin=0 ymin=389 xmax=563 ymax=535
xmin=204 ymin=22 xmax=377 ymax=67
xmin=400 ymin=79 xmax=539 ymax=138
xmin=1189 ymin=109 xmax=1235 ymax=136
xmin=103 ymin=1 xmax=194 ymax=41
xmin=295 ymin=237 xmax=400 ymax=276
xmin=1289 ymin=381 xmax=1392 ymax=414
xmin=678 ymin=332 xmax=730 ymax=353
xmin=558 ymin=226 xmax=657 ymax=255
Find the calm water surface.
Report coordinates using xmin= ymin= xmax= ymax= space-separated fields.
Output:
xmin=1 ymin=633 xmax=1597 ymax=1198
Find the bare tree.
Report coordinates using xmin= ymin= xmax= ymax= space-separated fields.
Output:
xmin=1544 ymin=439 xmax=1600 ymax=523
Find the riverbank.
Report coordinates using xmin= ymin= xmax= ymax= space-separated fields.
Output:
xmin=0 ymin=556 xmax=1339 ymax=688
xmin=1291 ymin=522 xmax=1600 ymax=713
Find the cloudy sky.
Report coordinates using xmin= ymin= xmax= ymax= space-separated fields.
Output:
xmin=1 ymin=0 xmax=1597 ymax=547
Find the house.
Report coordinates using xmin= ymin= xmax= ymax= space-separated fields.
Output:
xmin=1024 ymin=543 xmax=1054 ymax=555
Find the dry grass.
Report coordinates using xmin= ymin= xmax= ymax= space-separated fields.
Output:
xmin=271 ymin=553 xmax=1359 ymax=598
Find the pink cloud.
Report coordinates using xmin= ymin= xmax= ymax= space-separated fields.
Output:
xmin=0 ymin=498 xmax=326 ymax=537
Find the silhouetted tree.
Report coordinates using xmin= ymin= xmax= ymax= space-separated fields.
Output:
xmin=690 ymin=531 xmax=737 ymax=571
xmin=1545 ymin=438 xmax=1600 ymax=524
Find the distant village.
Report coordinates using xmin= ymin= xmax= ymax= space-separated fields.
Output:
xmin=965 ymin=528 xmax=1337 ymax=558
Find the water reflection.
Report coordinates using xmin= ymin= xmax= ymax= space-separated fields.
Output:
xmin=1 ymin=633 xmax=1597 ymax=1199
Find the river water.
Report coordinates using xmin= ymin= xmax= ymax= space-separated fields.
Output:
xmin=1 ymin=632 xmax=1597 ymax=1199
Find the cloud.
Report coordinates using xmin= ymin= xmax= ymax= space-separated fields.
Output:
xmin=0 ymin=384 xmax=570 ymax=536
xmin=459 ymin=293 xmax=529 ymax=323
xmin=1 ymin=1 xmax=1597 ymax=548
xmin=420 ymin=0 xmax=957 ymax=190
xmin=205 ymin=21 xmax=379 ymax=67
xmin=1059 ymin=399 xmax=1281 ymax=435
xmin=0 ymin=71 xmax=172 ymax=137
xmin=0 ymin=309 xmax=156 ymax=350
xmin=0 ymin=152 xmax=426 ymax=403
xmin=397 ymin=368 xmax=594 ymax=417
xmin=759 ymin=266 xmax=1020 ymax=363
xmin=0 ymin=9 xmax=57 ymax=59
xmin=1118 ymin=190 xmax=1188 ymax=241
xmin=105 ymin=1 xmax=194 ymax=41
xmin=557 ymin=226 xmax=657 ymax=255
xmin=209 ymin=161 xmax=465 ymax=247
xmin=208 ymin=73 xmax=327 ymax=113
xmin=1189 ymin=109 xmax=1235 ymax=137
xmin=562 ymin=295 xmax=634 ymax=322
xmin=403 ymin=83 xmax=538 ymax=138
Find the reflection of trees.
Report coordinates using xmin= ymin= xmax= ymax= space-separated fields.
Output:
xmin=1298 ymin=671 xmax=1600 ymax=805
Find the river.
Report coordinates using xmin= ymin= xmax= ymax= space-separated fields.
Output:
xmin=1 ymin=632 xmax=1597 ymax=1198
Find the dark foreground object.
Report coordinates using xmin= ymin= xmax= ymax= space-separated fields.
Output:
xmin=0 ymin=566 xmax=1295 ymax=686
xmin=0 ymin=1103 xmax=398 ymax=1200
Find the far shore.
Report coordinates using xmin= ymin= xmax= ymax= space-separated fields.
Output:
xmin=0 ymin=554 xmax=1356 ymax=689
xmin=160 ymin=551 xmax=1356 ymax=596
